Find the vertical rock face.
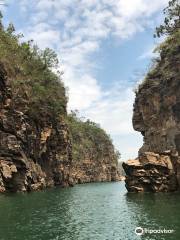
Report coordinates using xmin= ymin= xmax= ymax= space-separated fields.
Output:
xmin=123 ymin=32 xmax=180 ymax=192
xmin=71 ymin=145 xmax=119 ymax=184
xmin=0 ymin=20 xmax=120 ymax=193
xmin=0 ymin=64 xmax=119 ymax=193
xmin=67 ymin=114 xmax=120 ymax=184
xmin=0 ymin=65 xmax=72 ymax=192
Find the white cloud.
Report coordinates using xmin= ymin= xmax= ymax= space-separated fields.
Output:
xmin=84 ymin=88 xmax=135 ymax=135
xmin=82 ymin=87 xmax=143 ymax=159
xmin=21 ymin=23 xmax=61 ymax=49
xmin=14 ymin=0 xmax=169 ymax=159
xmin=65 ymin=70 xmax=102 ymax=110
xmin=138 ymin=35 xmax=166 ymax=60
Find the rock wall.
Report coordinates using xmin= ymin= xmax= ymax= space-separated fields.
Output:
xmin=0 ymin=65 xmax=73 ymax=192
xmin=67 ymin=113 xmax=120 ymax=184
xmin=71 ymin=148 xmax=119 ymax=184
xmin=0 ymin=64 xmax=120 ymax=193
xmin=123 ymin=32 xmax=180 ymax=192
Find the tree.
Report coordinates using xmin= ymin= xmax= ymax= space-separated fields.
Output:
xmin=0 ymin=11 xmax=3 ymax=30
xmin=154 ymin=0 xmax=180 ymax=37
xmin=41 ymin=48 xmax=59 ymax=69
xmin=7 ymin=22 xmax=15 ymax=34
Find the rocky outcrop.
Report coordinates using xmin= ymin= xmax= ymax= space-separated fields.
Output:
xmin=0 ymin=17 xmax=120 ymax=192
xmin=0 ymin=64 xmax=73 ymax=192
xmin=123 ymin=152 xmax=178 ymax=192
xmin=123 ymin=31 xmax=180 ymax=192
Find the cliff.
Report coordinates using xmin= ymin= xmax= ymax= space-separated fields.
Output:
xmin=0 ymin=64 xmax=73 ymax=192
xmin=123 ymin=29 xmax=180 ymax=192
xmin=67 ymin=112 xmax=120 ymax=184
xmin=0 ymin=19 xmax=119 ymax=192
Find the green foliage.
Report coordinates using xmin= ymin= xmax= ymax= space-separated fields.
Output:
xmin=0 ymin=13 xmax=67 ymax=119
xmin=67 ymin=111 xmax=119 ymax=164
xmin=40 ymin=48 xmax=59 ymax=68
xmin=137 ymin=28 xmax=180 ymax=92
xmin=6 ymin=22 xmax=15 ymax=34
xmin=136 ymin=1 xmax=180 ymax=93
xmin=154 ymin=0 xmax=180 ymax=37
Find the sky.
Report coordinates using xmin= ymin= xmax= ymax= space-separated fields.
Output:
xmin=0 ymin=0 xmax=169 ymax=160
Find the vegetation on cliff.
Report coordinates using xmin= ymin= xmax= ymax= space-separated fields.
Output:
xmin=67 ymin=111 xmax=120 ymax=183
xmin=154 ymin=0 xmax=180 ymax=37
xmin=0 ymin=13 xmax=119 ymax=159
xmin=137 ymin=0 xmax=180 ymax=93
xmin=0 ymin=13 xmax=67 ymax=120
xmin=67 ymin=111 xmax=119 ymax=164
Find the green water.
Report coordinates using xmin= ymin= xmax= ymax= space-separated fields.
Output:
xmin=0 ymin=182 xmax=179 ymax=240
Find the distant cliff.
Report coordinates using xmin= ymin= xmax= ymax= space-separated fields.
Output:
xmin=123 ymin=29 xmax=180 ymax=192
xmin=67 ymin=112 xmax=120 ymax=183
xmin=0 ymin=17 xmax=119 ymax=192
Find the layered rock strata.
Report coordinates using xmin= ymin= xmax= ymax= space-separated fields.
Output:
xmin=123 ymin=152 xmax=178 ymax=192
xmin=123 ymin=32 xmax=180 ymax=192
xmin=0 ymin=64 xmax=119 ymax=192
xmin=71 ymin=152 xmax=119 ymax=184
xmin=0 ymin=65 xmax=72 ymax=192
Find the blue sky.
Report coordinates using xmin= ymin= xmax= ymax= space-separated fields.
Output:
xmin=1 ymin=0 xmax=168 ymax=160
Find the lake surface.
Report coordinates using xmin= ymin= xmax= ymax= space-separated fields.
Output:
xmin=0 ymin=182 xmax=179 ymax=240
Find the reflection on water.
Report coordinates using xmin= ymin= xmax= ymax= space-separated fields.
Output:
xmin=125 ymin=192 xmax=180 ymax=240
xmin=0 ymin=182 xmax=179 ymax=240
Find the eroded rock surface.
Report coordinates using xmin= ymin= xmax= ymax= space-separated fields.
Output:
xmin=123 ymin=152 xmax=178 ymax=192
xmin=0 ymin=65 xmax=72 ymax=192
xmin=123 ymin=32 xmax=180 ymax=192
xmin=71 ymin=153 xmax=119 ymax=184
xmin=0 ymin=63 xmax=120 ymax=192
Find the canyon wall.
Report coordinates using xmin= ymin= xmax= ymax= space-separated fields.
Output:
xmin=0 ymin=65 xmax=119 ymax=192
xmin=67 ymin=113 xmax=120 ymax=184
xmin=0 ymin=18 xmax=119 ymax=193
xmin=123 ymin=30 xmax=180 ymax=192
xmin=0 ymin=65 xmax=73 ymax=192
xmin=71 ymin=144 xmax=119 ymax=184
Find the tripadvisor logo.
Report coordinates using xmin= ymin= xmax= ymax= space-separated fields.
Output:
xmin=135 ymin=227 xmax=175 ymax=236
xmin=135 ymin=227 xmax=144 ymax=236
